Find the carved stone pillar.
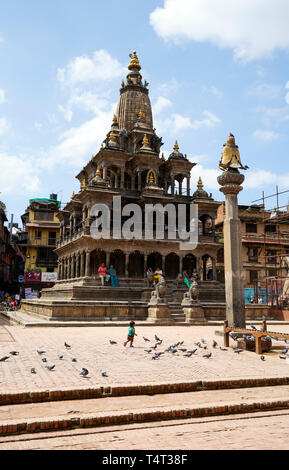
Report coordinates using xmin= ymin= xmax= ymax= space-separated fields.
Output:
xmin=171 ymin=177 xmax=175 ymax=195
xmin=71 ymin=255 xmax=75 ymax=279
xmin=187 ymin=176 xmax=191 ymax=197
xmin=75 ymin=254 xmax=80 ymax=278
xmin=138 ymin=172 xmax=142 ymax=191
xmin=85 ymin=251 xmax=90 ymax=277
xmin=125 ymin=253 xmax=129 ymax=277
xmin=120 ymin=167 xmax=125 ymax=188
xmin=218 ymin=169 xmax=245 ymax=328
xmin=80 ymin=251 xmax=85 ymax=277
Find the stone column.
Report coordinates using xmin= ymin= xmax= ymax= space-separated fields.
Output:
xmin=187 ymin=176 xmax=191 ymax=197
xmin=144 ymin=254 xmax=148 ymax=277
xmin=218 ymin=169 xmax=245 ymax=328
xmin=120 ymin=168 xmax=125 ymax=188
xmin=138 ymin=171 xmax=142 ymax=191
xmin=80 ymin=251 xmax=85 ymax=277
xmin=103 ymin=166 xmax=107 ymax=181
xmin=106 ymin=252 xmax=110 ymax=269
xmin=76 ymin=254 xmax=80 ymax=278
xmin=179 ymin=180 xmax=182 ymax=195
xmin=162 ymin=255 xmax=165 ymax=275
xmin=71 ymin=255 xmax=75 ymax=279
xmin=212 ymin=257 xmax=217 ymax=281
xmin=125 ymin=253 xmax=129 ymax=278
xmin=180 ymin=255 xmax=183 ymax=274
xmin=85 ymin=251 xmax=90 ymax=277
xmin=171 ymin=177 xmax=175 ymax=195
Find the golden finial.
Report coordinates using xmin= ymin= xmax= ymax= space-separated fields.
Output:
xmin=197 ymin=177 xmax=204 ymax=189
xmin=174 ymin=140 xmax=179 ymax=152
xmin=95 ymin=167 xmax=102 ymax=177
xmin=112 ymin=114 xmax=117 ymax=123
xmin=109 ymin=131 xmax=117 ymax=141
xmin=71 ymin=191 xmax=75 ymax=199
xmin=81 ymin=181 xmax=87 ymax=191
xmin=138 ymin=110 xmax=145 ymax=119
xmin=128 ymin=50 xmax=141 ymax=71
xmin=142 ymin=134 xmax=149 ymax=146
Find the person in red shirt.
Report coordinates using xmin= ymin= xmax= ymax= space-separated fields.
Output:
xmin=98 ymin=263 xmax=110 ymax=286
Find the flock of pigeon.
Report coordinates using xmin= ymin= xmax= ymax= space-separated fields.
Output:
xmin=1 ymin=324 xmax=289 ymax=381
xmin=0 ymin=341 xmax=108 ymax=379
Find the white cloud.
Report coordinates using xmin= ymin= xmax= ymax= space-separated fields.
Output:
xmin=0 ymin=153 xmax=40 ymax=194
xmin=0 ymin=89 xmax=6 ymax=104
xmin=246 ymin=82 xmax=281 ymax=100
xmin=57 ymin=49 xmax=126 ymax=86
xmin=252 ymin=129 xmax=280 ymax=142
xmin=0 ymin=117 xmax=9 ymax=135
xmin=153 ymin=96 xmax=172 ymax=115
xmin=157 ymin=110 xmax=221 ymax=134
xmin=150 ymin=0 xmax=289 ymax=61
xmin=202 ymin=85 xmax=223 ymax=99
xmin=285 ymin=81 xmax=289 ymax=104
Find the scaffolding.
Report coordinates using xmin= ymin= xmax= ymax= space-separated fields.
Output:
xmin=251 ymin=186 xmax=289 ymax=309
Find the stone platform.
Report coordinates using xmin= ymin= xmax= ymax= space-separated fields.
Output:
xmin=17 ymin=278 xmax=271 ymax=325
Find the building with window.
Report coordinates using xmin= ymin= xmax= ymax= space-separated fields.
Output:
xmin=18 ymin=195 xmax=61 ymax=297
xmin=215 ymin=203 xmax=289 ymax=302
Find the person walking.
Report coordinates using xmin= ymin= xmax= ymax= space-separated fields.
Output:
xmin=123 ymin=321 xmax=137 ymax=348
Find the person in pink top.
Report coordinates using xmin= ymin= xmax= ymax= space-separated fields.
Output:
xmin=98 ymin=263 xmax=110 ymax=286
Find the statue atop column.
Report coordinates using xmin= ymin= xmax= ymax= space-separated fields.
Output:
xmin=219 ymin=133 xmax=249 ymax=172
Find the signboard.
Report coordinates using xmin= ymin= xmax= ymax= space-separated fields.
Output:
xmin=24 ymin=272 xmax=42 ymax=282
xmin=41 ymin=272 xmax=58 ymax=283
xmin=25 ymin=288 xmax=32 ymax=299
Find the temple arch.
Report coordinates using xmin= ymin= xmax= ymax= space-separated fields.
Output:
xmin=165 ymin=253 xmax=179 ymax=279
xmin=128 ymin=251 xmax=144 ymax=278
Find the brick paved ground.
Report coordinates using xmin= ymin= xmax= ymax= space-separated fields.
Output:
xmin=0 ymin=409 xmax=288 ymax=450
xmin=0 ymin=322 xmax=289 ymax=393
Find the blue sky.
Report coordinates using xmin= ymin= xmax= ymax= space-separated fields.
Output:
xmin=1 ymin=0 xmax=289 ymax=225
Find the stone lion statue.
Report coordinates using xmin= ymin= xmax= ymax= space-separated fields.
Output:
xmin=184 ymin=279 xmax=199 ymax=303
xmin=150 ymin=276 xmax=166 ymax=302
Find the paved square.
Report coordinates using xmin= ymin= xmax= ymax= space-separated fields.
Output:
xmin=0 ymin=322 xmax=289 ymax=393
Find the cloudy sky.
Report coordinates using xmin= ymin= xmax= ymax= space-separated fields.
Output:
xmin=1 ymin=0 xmax=289 ymax=225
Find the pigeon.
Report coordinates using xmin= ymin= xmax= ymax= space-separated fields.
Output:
xmin=179 ymin=341 xmax=184 ymax=346
xmin=64 ymin=342 xmax=71 ymax=348
xmin=30 ymin=368 xmax=36 ymax=374
xmin=184 ymin=352 xmax=193 ymax=357
xmin=178 ymin=348 xmax=187 ymax=353
xmin=231 ymin=345 xmax=238 ymax=351
xmin=279 ymin=355 xmax=287 ymax=359
xmin=171 ymin=349 xmax=178 ymax=354
xmin=187 ymin=348 xmax=197 ymax=354
xmin=250 ymin=325 xmax=257 ymax=331
xmin=195 ymin=342 xmax=202 ymax=348
xmin=58 ymin=355 xmax=64 ymax=360
xmin=143 ymin=337 xmax=150 ymax=342
xmin=203 ymin=345 xmax=208 ymax=350
xmin=80 ymin=368 xmax=89 ymax=377
xmin=234 ymin=349 xmax=243 ymax=354
xmin=101 ymin=370 xmax=108 ymax=377
xmin=46 ymin=365 xmax=55 ymax=371
xmin=151 ymin=344 xmax=158 ymax=350
xmin=260 ymin=356 xmax=265 ymax=361
xmin=72 ymin=357 xmax=77 ymax=362
xmin=41 ymin=357 xmax=48 ymax=363
xmin=285 ymin=340 xmax=289 ymax=345
xmin=155 ymin=335 xmax=161 ymax=342
xmin=201 ymin=338 xmax=206 ymax=344
xmin=37 ymin=350 xmax=46 ymax=355
xmin=281 ymin=348 xmax=289 ymax=355
xmin=203 ymin=353 xmax=212 ymax=358
xmin=9 ymin=351 xmax=19 ymax=356
xmin=156 ymin=340 xmax=163 ymax=346
xmin=219 ymin=347 xmax=228 ymax=351
xmin=152 ymin=354 xmax=159 ymax=360
xmin=212 ymin=340 xmax=218 ymax=348
xmin=0 ymin=356 xmax=10 ymax=362
xmin=145 ymin=349 xmax=152 ymax=353
xmin=264 ymin=336 xmax=271 ymax=342
xmin=109 ymin=340 xmax=117 ymax=345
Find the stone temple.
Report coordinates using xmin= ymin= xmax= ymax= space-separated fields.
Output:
xmin=20 ymin=51 xmax=235 ymax=323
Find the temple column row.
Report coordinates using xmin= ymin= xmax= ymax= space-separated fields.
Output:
xmin=58 ymin=251 xmax=91 ymax=280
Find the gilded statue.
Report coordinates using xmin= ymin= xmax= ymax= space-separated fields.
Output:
xmin=219 ymin=133 xmax=248 ymax=171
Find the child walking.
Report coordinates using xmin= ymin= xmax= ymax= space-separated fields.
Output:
xmin=124 ymin=321 xmax=137 ymax=347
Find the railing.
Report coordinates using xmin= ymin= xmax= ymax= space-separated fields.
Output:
xmin=57 ymin=229 xmax=220 ymax=247
xmin=21 ymin=236 xmax=58 ymax=247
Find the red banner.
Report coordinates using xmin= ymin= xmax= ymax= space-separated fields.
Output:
xmin=24 ymin=272 xmax=42 ymax=282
